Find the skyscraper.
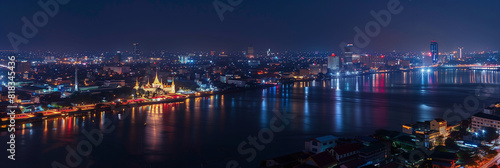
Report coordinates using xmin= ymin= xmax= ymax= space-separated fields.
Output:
xmin=430 ymin=41 xmax=438 ymax=64
xmin=74 ymin=67 xmax=79 ymax=92
xmin=247 ymin=46 xmax=255 ymax=58
xmin=344 ymin=44 xmax=354 ymax=65
xmin=458 ymin=47 xmax=463 ymax=60
xmin=328 ymin=53 xmax=340 ymax=73
xmin=113 ymin=51 xmax=122 ymax=64
xmin=133 ymin=43 xmax=141 ymax=60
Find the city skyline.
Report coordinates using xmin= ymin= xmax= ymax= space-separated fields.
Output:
xmin=2 ymin=1 xmax=500 ymax=168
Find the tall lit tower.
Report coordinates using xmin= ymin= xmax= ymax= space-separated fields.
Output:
xmin=327 ymin=53 xmax=340 ymax=73
xmin=430 ymin=41 xmax=438 ymax=64
xmin=246 ymin=46 xmax=255 ymax=58
xmin=458 ymin=47 xmax=463 ymax=59
xmin=133 ymin=43 xmax=140 ymax=60
xmin=344 ymin=44 xmax=354 ymax=64
xmin=74 ymin=67 xmax=79 ymax=92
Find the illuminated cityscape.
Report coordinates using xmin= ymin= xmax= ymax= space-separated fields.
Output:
xmin=1 ymin=1 xmax=500 ymax=168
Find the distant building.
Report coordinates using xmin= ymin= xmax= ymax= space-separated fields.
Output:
xmin=458 ymin=47 xmax=463 ymax=60
xmin=360 ymin=55 xmax=384 ymax=69
xmin=134 ymin=72 xmax=174 ymax=94
xmin=309 ymin=64 xmax=328 ymax=75
xmin=483 ymin=102 xmax=500 ymax=115
xmin=248 ymin=60 xmax=260 ymax=67
xmin=15 ymin=60 xmax=30 ymax=73
xmin=328 ymin=54 xmax=340 ymax=73
xmin=423 ymin=53 xmax=433 ymax=66
xmin=247 ymin=46 xmax=255 ymax=58
xmin=133 ymin=43 xmax=141 ymax=60
xmin=400 ymin=60 xmax=411 ymax=68
xmin=344 ymin=44 xmax=354 ymax=65
xmin=113 ymin=51 xmax=122 ymax=63
xmin=431 ymin=41 xmax=438 ymax=64
xmin=227 ymin=79 xmax=246 ymax=87
xmin=103 ymin=80 xmax=125 ymax=87
xmin=103 ymin=66 xmax=130 ymax=74
xmin=299 ymin=69 xmax=310 ymax=76
xmin=179 ymin=55 xmax=192 ymax=64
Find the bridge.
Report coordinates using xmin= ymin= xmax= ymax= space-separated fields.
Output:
xmin=414 ymin=64 xmax=500 ymax=70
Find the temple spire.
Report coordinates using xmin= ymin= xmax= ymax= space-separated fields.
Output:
xmin=134 ymin=77 xmax=140 ymax=90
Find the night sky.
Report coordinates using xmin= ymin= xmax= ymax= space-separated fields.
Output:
xmin=0 ymin=0 xmax=499 ymax=52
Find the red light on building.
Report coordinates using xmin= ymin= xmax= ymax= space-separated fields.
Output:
xmin=331 ymin=53 xmax=336 ymax=57
xmin=381 ymin=55 xmax=385 ymax=58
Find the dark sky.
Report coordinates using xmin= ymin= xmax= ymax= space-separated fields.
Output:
xmin=0 ymin=0 xmax=499 ymax=53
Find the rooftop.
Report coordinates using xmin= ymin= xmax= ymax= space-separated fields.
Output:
xmin=308 ymin=151 xmax=337 ymax=168
xmin=313 ymin=135 xmax=338 ymax=142
xmin=333 ymin=143 xmax=363 ymax=155
xmin=473 ymin=112 xmax=500 ymax=121
xmin=433 ymin=118 xmax=446 ymax=122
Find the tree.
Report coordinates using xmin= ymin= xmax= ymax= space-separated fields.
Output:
xmin=445 ymin=138 xmax=459 ymax=149
xmin=458 ymin=151 xmax=480 ymax=167
xmin=436 ymin=135 xmax=445 ymax=146
xmin=449 ymin=131 xmax=462 ymax=140
xmin=435 ymin=145 xmax=448 ymax=152
xmin=486 ymin=149 xmax=498 ymax=158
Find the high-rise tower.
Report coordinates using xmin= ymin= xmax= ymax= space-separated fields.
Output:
xmin=246 ymin=46 xmax=255 ymax=58
xmin=431 ymin=41 xmax=439 ymax=64
xmin=133 ymin=43 xmax=141 ymax=60
xmin=458 ymin=47 xmax=463 ymax=59
xmin=74 ymin=67 xmax=79 ymax=92
xmin=327 ymin=53 xmax=340 ymax=73
xmin=344 ymin=44 xmax=354 ymax=65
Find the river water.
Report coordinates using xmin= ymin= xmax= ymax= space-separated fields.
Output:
xmin=2 ymin=69 xmax=500 ymax=168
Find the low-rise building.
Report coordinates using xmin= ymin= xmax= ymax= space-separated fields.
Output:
xmin=483 ymin=102 xmax=500 ymax=115
xmin=426 ymin=151 xmax=458 ymax=168
xmin=415 ymin=130 xmax=440 ymax=149
xmin=430 ymin=118 xmax=447 ymax=136
xmin=227 ymin=79 xmax=246 ymax=87
xmin=301 ymin=151 xmax=338 ymax=168
xmin=471 ymin=112 xmax=500 ymax=132
xmin=304 ymin=135 xmax=338 ymax=154
xmin=332 ymin=143 xmax=363 ymax=164
xmin=358 ymin=142 xmax=388 ymax=165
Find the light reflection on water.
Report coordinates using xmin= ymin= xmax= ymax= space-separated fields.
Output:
xmin=2 ymin=70 xmax=500 ymax=168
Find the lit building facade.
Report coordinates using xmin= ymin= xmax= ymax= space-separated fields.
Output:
xmin=327 ymin=54 xmax=340 ymax=73
xmin=431 ymin=41 xmax=438 ymax=64
xmin=471 ymin=112 xmax=500 ymax=132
